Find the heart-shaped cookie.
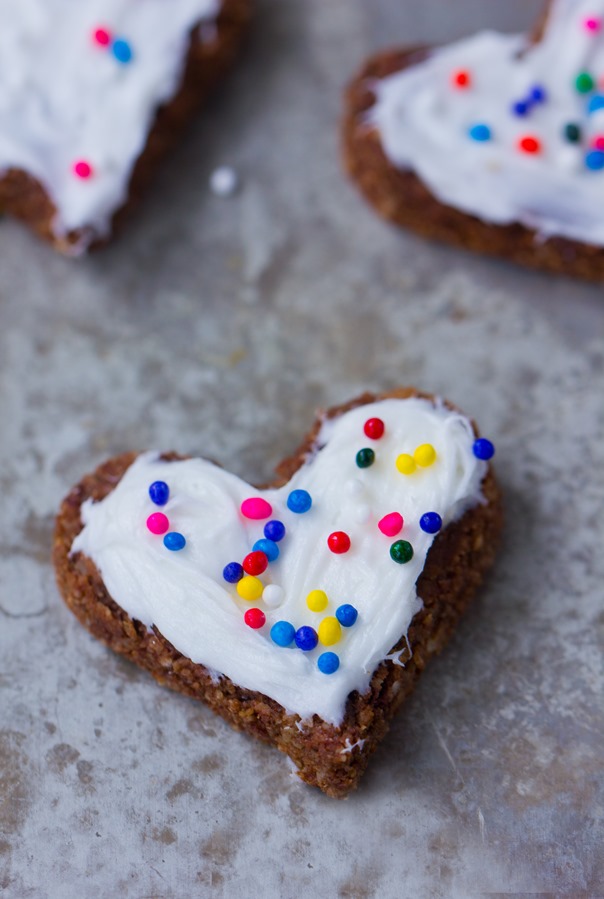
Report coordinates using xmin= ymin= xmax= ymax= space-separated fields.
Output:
xmin=54 ymin=389 xmax=502 ymax=797
xmin=343 ymin=0 xmax=604 ymax=279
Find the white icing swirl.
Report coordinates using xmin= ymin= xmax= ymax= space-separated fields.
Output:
xmin=71 ymin=398 xmax=489 ymax=725
xmin=368 ymin=0 xmax=604 ymax=245
xmin=0 ymin=0 xmax=220 ymax=248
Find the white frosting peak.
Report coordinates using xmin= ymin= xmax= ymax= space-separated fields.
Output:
xmin=0 ymin=0 xmax=220 ymax=248
xmin=369 ymin=0 xmax=604 ymax=245
xmin=71 ymin=398 xmax=489 ymax=725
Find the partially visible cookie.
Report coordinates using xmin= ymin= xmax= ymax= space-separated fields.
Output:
xmin=343 ymin=0 xmax=604 ymax=280
xmin=54 ymin=389 xmax=502 ymax=798
xmin=0 ymin=0 xmax=250 ymax=255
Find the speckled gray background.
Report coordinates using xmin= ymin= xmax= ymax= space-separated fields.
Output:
xmin=1 ymin=1 xmax=603 ymax=897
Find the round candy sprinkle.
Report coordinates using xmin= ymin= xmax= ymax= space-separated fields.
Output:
xmin=146 ymin=512 xmax=169 ymax=535
xmin=149 ymin=481 xmax=169 ymax=506
xmin=593 ymin=136 xmax=604 ymax=151
xmin=209 ymin=166 xmax=239 ymax=197
xmin=414 ymin=443 xmax=436 ymax=467
xmin=112 ymin=38 xmax=133 ymax=64
xmin=328 ymin=531 xmax=351 ymax=554
xmin=287 ymin=489 xmax=312 ymax=514
xmin=317 ymin=652 xmax=340 ymax=675
xmin=306 ymin=589 xmax=328 ymax=612
xmin=420 ymin=511 xmax=443 ymax=534
xmin=378 ymin=512 xmax=404 ymax=537
xmin=396 ymin=453 xmax=416 ymax=475
xmin=241 ymin=497 xmax=272 ymax=520
xmin=345 ymin=478 xmax=364 ymax=496
xmin=223 ymin=562 xmax=244 ymax=584
xmin=364 ymin=417 xmax=385 ymax=439
xmin=237 ymin=576 xmax=263 ymax=601
xmin=472 ymin=437 xmax=495 ymax=460
xmin=390 ymin=540 xmax=414 ymax=564
xmin=242 ymin=550 xmax=268 ymax=576
xmin=564 ymin=122 xmax=582 ymax=143
xmin=270 ymin=620 xmax=295 ymax=646
xmin=512 ymin=100 xmax=529 ymax=117
xmin=586 ymin=149 xmax=604 ymax=170
xmin=264 ymin=519 xmax=285 ymax=542
xmin=163 ymin=532 xmax=186 ymax=552
xmin=73 ymin=160 xmax=93 ymax=179
xmin=518 ymin=135 xmax=541 ymax=154
xmin=356 ymin=448 xmax=375 ymax=469
xmin=244 ymin=608 xmax=266 ymax=629
xmin=575 ymin=71 xmax=595 ymax=93
xmin=336 ymin=604 xmax=358 ymax=627
xmin=263 ymin=584 xmax=285 ymax=608
xmin=530 ymin=84 xmax=547 ymax=103
xmin=468 ymin=123 xmax=491 ymax=142
xmin=355 ymin=504 xmax=371 ymax=524
xmin=588 ymin=94 xmax=604 ymax=114
xmin=318 ymin=617 xmax=342 ymax=646
xmin=252 ymin=538 xmax=279 ymax=562
xmin=93 ymin=27 xmax=111 ymax=46
xmin=451 ymin=69 xmax=471 ymax=89
xmin=584 ymin=16 xmax=601 ymax=31
xmin=295 ymin=626 xmax=318 ymax=652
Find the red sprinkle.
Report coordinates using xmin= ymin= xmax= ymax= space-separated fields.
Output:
xmin=73 ymin=160 xmax=93 ymax=179
xmin=241 ymin=497 xmax=272 ymax=520
xmin=93 ymin=27 xmax=111 ymax=46
xmin=593 ymin=135 xmax=604 ymax=150
xmin=518 ymin=136 xmax=541 ymax=154
xmin=146 ymin=512 xmax=169 ymax=535
xmin=363 ymin=417 xmax=385 ymax=440
xmin=244 ymin=608 xmax=266 ymax=629
xmin=451 ymin=69 xmax=471 ymax=89
xmin=327 ymin=531 xmax=351 ymax=554
xmin=242 ymin=551 xmax=268 ymax=576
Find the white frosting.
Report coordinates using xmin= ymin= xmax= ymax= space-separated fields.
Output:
xmin=368 ymin=0 xmax=604 ymax=245
xmin=71 ymin=398 xmax=489 ymax=725
xmin=0 ymin=0 xmax=220 ymax=249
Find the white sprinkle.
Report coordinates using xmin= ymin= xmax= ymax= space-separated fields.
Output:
xmin=262 ymin=584 xmax=284 ymax=609
xmin=209 ymin=166 xmax=239 ymax=197
xmin=345 ymin=478 xmax=364 ymax=496
xmin=355 ymin=504 xmax=371 ymax=524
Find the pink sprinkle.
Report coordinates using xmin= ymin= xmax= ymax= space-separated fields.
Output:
xmin=593 ymin=135 xmax=604 ymax=150
xmin=73 ymin=160 xmax=93 ymax=179
xmin=94 ymin=27 xmax=112 ymax=46
xmin=378 ymin=512 xmax=404 ymax=537
xmin=147 ymin=512 xmax=169 ymax=535
xmin=584 ymin=16 xmax=601 ymax=31
xmin=241 ymin=497 xmax=272 ymax=520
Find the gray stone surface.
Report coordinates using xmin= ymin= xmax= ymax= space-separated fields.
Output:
xmin=1 ymin=1 xmax=603 ymax=896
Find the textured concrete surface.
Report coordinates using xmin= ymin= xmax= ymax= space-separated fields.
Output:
xmin=1 ymin=1 xmax=603 ymax=896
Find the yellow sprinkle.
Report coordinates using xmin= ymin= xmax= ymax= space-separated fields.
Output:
xmin=396 ymin=453 xmax=416 ymax=475
xmin=306 ymin=589 xmax=328 ymax=612
xmin=318 ymin=616 xmax=342 ymax=646
xmin=414 ymin=443 xmax=436 ymax=467
xmin=237 ymin=575 xmax=263 ymax=601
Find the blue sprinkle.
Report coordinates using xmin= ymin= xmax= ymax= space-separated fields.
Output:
xmin=335 ymin=604 xmax=358 ymax=628
xmin=473 ymin=437 xmax=495 ymax=460
xmin=317 ymin=652 xmax=340 ymax=675
xmin=468 ymin=123 xmax=492 ymax=142
xmin=530 ymin=84 xmax=547 ymax=103
xmin=586 ymin=150 xmax=604 ymax=170
xmin=253 ymin=538 xmax=280 ymax=562
xmin=223 ymin=561 xmax=244 ymax=583
xmin=294 ymin=626 xmax=318 ymax=652
xmin=264 ymin=519 xmax=286 ymax=542
xmin=164 ymin=531 xmax=186 ymax=551
xmin=287 ymin=489 xmax=312 ymax=514
xmin=419 ymin=511 xmax=443 ymax=534
xmin=112 ymin=38 xmax=133 ymax=64
xmin=587 ymin=93 xmax=604 ymax=114
xmin=270 ymin=621 xmax=295 ymax=647
xmin=149 ymin=480 xmax=169 ymax=506
xmin=512 ymin=100 xmax=530 ymax=117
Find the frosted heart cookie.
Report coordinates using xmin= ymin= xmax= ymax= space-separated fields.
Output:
xmin=0 ymin=0 xmax=250 ymax=255
xmin=343 ymin=0 xmax=604 ymax=279
xmin=53 ymin=389 xmax=502 ymax=798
